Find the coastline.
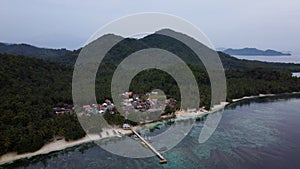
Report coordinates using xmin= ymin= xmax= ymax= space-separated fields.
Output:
xmin=1 ymin=92 xmax=300 ymax=165
xmin=231 ymin=93 xmax=276 ymax=102
xmin=0 ymin=128 xmax=135 ymax=165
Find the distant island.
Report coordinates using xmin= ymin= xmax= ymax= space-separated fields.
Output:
xmin=223 ymin=48 xmax=291 ymax=56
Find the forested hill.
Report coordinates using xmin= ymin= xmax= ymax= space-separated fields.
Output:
xmin=1 ymin=30 xmax=300 ymax=72
xmin=138 ymin=31 xmax=300 ymax=71
xmin=0 ymin=42 xmax=72 ymax=59
xmin=1 ymin=50 xmax=300 ymax=156
xmin=0 ymin=53 xmax=85 ymax=155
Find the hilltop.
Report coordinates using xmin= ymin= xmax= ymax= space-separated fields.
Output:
xmin=1 ymin=31 xmax=299 ymax=72
xmin=0 ymin=42 xmax=73 ymax=60
xmin=223 ymin=47 xmax=291 ymax=56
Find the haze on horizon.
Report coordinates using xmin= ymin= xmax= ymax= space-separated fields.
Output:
xmin=0 ymin=0 xmax=299 ymax=53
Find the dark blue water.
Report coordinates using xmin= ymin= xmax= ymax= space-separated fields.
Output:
xmin=2 ymin=95 xmax=300 ymax=169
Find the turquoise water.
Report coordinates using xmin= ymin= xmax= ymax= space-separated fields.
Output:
xmin=2 ymin=95 xmax=300 ymax=169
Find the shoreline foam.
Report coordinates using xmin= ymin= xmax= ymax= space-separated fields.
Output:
xmin=1 ymin=92 xmax=300 ymax=165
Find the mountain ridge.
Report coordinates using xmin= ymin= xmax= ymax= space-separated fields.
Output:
xmin=0 ymin=30 xmax=299 ymax=72
xmin=223 ymin=47 xmax=291 ymax=56
xmin=0 ymin=42 xmax=73 ymax=59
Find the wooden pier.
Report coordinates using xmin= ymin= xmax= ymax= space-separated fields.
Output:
xmin=130 ymin=127 xmax=167 ymax=164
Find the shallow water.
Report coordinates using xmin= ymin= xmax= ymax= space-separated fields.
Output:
xmin=2 ymin=95 xmax=300 ymax=169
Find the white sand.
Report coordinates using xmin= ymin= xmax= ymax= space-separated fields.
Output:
xmin=0 ymin=135 xmax=94 ymax=165
xmin=230 ymin=93 xmax=296 ymax=102
xmin=175 ymin=102 xmax=229 ymax=119
xmin=0 ymin=128 xmax=132 ymax=165
xmin=1 ymin=92 xmax=299 ymax=165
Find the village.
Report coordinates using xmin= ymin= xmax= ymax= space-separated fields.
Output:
xmin=53 ymin=91 xmax=178 ymax=121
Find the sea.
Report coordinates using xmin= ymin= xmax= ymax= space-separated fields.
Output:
xmin=232 ymin=54 xmax=300 ymax=64
xmin=2 ymin=95 xmax=300 ymax=169
xmin=232 ymin=54 xmax=300 ymax=77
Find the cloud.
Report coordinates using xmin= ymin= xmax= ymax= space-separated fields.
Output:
xmin=0 ymin=0 xmax=299 ymax=52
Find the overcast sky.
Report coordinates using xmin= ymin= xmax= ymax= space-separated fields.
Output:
xmin=1 ymin=0 xmax=299 ymax=53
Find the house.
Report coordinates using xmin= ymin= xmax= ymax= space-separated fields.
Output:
xmin=107 ymin=104 xmax=115 ymax=111
xmin=53 ymin=107 xmax=67 ymax=115
xmin=56 ymin=111 xmax=65 ymax=115
xmin=133 ymin=94 xmax=140 ymax=99
xmin=122 ymin=91 xmax=133 ymax=97
xmin=99 ymin=110 xmax=105 ymax=114
xmin=99 ymin=105 xmax=107 ymax=110
xmin=122 ymin=124 xmax=131 ymax=130
xmin=123 ymin=99 xmax=131 ymax=103
xmin=64 ymin=103 xmax=73 ymax=110
xmin=151 ymin=91 xmax=158 ymax=95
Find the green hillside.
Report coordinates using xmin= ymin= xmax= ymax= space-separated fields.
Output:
xmin=1 ymin=30 xmax=300 ymax=156
xmin=2 ymin=31 xmax=300 ymax=72
xmin=1 ymin=52 xmax=300 ymax=156
xmin=0 ymin=54 xmax=85 ymax=155
xmin=0 ymin=42 xmax=72 ymax=60
xmin=57 ymin=34 xmax=300 ymax=72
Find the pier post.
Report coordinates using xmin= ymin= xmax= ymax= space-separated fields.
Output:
xmin=130 ymin=127 xmax=167 ymax=164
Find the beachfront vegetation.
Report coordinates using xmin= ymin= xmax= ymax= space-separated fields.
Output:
xmin=1 ymin=52 xmax=300 ymax=156
xmin=1 ymin=30 xmax=300 ymax=156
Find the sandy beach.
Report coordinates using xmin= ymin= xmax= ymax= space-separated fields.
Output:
xmin=175 ymin=101 xmax=229 ymax=118
xmin=0 ymin=134 xmax=97 ymax=165
xmin=0 ymin=128 xmax=133 ymax=165
xmin=231 ymin=94 xmax=275 ymax=102
xmin=1 ymin=92 xmax=300 ymax=165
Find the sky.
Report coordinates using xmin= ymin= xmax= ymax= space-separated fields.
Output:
xmin=0 ymin=0 xmax=299 ymax=53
